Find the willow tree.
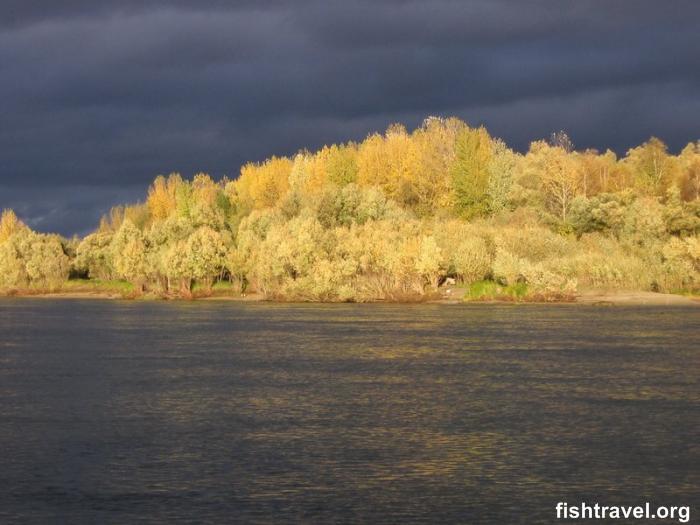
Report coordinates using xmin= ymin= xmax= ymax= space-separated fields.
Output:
xmin=75 ymin=232 xmax=114 ymax=280
xmin=184 ymin=226 xmax=227 ymax=291
xmin=146 ymin=215 xmax=193 ymax=291
xmin=111 ymin=220 xmax=148 ymax=291
xmin=20 ymin=232 xmax=70 ymax=287
xmin=0 ymin=229 xmax=69 ymax=288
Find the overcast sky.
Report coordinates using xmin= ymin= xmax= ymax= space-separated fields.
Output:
xmin=1 ymin=1 xmax=699 ymax=235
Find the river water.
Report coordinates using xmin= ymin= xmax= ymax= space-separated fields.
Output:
xmin=0 ymin=300 xmax=698 ymax=523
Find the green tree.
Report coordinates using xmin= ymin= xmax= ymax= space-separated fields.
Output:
xmin=569 ymin=193 xmax=628 ymax=238
xmin=451 ymin=126 xmax=493 ymax=218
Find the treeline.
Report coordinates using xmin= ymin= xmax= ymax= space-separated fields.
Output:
xmin=1 ymin=117 xmax=698 ymax=300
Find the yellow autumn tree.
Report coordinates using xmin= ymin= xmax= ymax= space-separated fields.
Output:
xmin=235 ymin=156 xmax=292 ymax=209
xmin=147 ymin=173 xmax=179 ymax=220
xmin=0 ymin=209 xmax=25 ymax=243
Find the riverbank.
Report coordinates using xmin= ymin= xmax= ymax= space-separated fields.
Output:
xmin=2 ymin=288 xmax=698 ymax=305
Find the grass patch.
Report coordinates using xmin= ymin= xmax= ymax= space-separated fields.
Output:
xmin=465 ymin=280 xmax=577 ymax=302
xmin=465 ymin=280 xmax=529 ymax=301
xmin=0 ymin=279 xmax=136 ymax=298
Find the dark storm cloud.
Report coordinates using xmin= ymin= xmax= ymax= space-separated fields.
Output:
xmin=0 ymin=1 xmax=286 ymax=29
xmin=1 ymin=0 xmax=698 ymax=234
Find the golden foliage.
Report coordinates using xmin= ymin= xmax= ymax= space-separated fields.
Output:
xmin=3 ymin=117 xmax=699 ymax=298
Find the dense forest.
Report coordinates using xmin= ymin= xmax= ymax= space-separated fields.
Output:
xmin=1 ymin=117 xmax=699 ymax=300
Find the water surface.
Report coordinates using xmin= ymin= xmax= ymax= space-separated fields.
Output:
xmin=0 ymin=300 xmax=698 ymax=523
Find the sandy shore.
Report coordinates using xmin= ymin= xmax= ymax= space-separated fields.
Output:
xmin=576 ymin=290 xmax=699 ymax=306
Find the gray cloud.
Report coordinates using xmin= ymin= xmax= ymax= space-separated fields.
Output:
xmin=1 ymin=1 xmax=698 ymax=235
